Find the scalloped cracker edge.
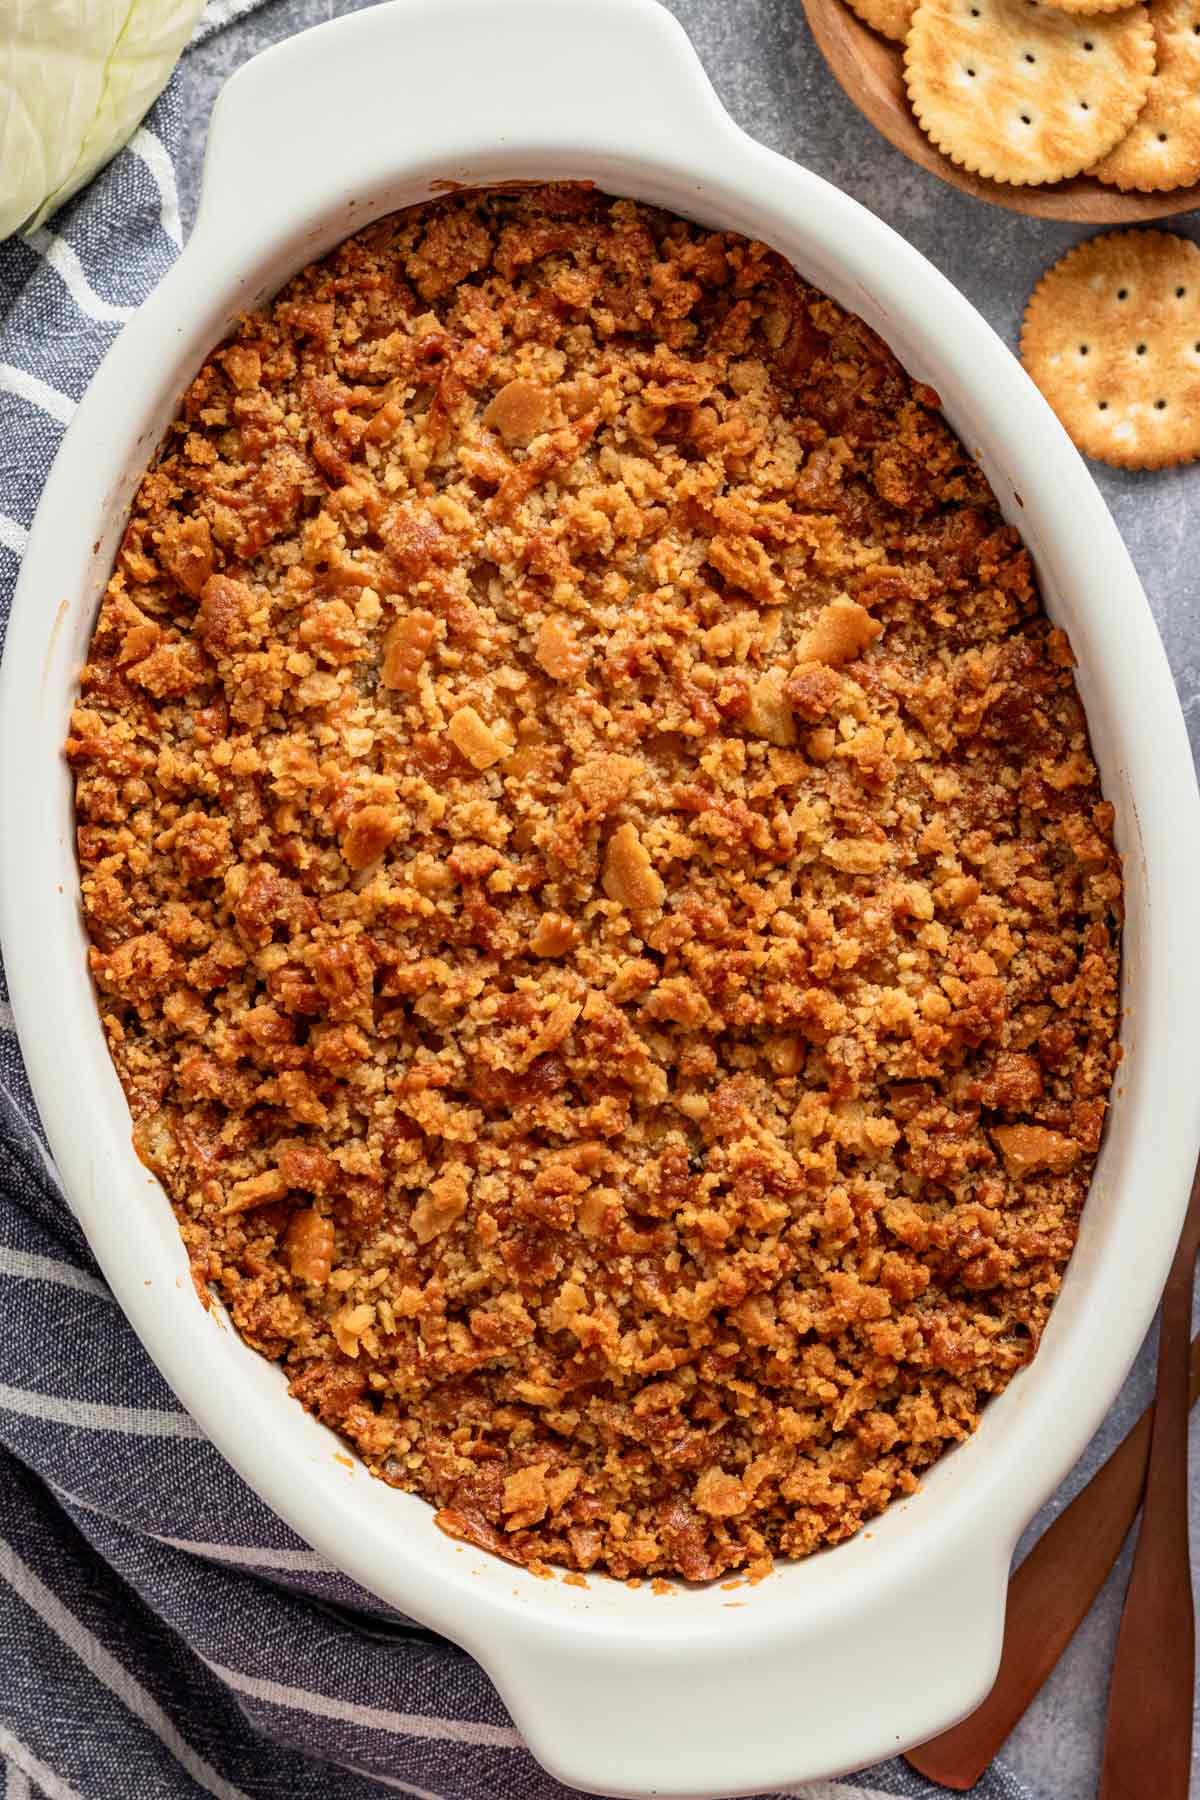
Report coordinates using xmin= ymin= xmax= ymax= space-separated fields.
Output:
xmin=844 ymin=0 xmax=915 ymax=41
xmin=1092 ymin=0 xmax=1200 ymax=190
xmin=904 ymin=0 xmax=1155 ymax=186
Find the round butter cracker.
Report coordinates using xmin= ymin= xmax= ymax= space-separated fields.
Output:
xmin=844 ymin=0 xmax=915 ymax=41
xmin=1091 ymin=0 xmax=1200 ymax=189
xmin=1037 ymin=0 xmax=1143 ymax=17
xmin=904 ymin=0 xmax=1155 ymax=185
xmin=1021 ymin=231 xmax=1200 ymax=468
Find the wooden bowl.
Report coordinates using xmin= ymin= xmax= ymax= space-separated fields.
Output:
xmin=800 ymin=0 xmax=1200 ymax=222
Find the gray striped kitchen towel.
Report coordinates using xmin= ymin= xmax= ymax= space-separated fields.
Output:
xmin=0 ymin=5 xmax=1037 ymax=1797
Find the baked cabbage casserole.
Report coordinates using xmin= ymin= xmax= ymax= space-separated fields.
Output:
xmin=68 ymin=185 xmax=1122 ymax=1583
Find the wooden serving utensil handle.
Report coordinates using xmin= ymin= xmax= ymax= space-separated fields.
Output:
xmin=1098 ymin=1161 xmax=1200 ymax=1800
xmin=906 ymin=1157 xmax=1200 ymax=1792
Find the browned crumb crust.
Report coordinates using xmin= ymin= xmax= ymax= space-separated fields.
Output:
xmin=68 ymin=185 xmax=1122 ymax=1582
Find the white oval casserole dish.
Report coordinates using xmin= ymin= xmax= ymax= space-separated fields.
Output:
xmin=3 ymin=2 xmax=1200 ymax=1794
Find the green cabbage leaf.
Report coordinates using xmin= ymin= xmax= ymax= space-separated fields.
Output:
xmin=0 ymin=0 xmax=203 ymax=241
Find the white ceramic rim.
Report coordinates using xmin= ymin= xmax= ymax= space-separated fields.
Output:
xmin=3 ymin=3 xmax=1200 ymax=1795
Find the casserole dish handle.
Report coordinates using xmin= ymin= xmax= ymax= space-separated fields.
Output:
xmin=198 ymin=0 xmax=741 ymax=233
xmin=476 ymin=1523 xmax=1011 ymax=1796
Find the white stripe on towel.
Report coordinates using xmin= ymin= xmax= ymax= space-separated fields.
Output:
xmin=0 ymin=1087 xmax=65 ymax=1194
xmin=50 ymin=1485 xmax=329 ymax=1573
xmin=0 ymin=1247 xmax=111 ymax=1301
xmin=156 ymin=1534 xmax=334 ymax=1574
xmin=0 ymin=518 xmax=28 ymax=557
xmin=199 ymin=0 xmax=266 ymax=34
xmin=127 ymin=130 xmax=183 ymax=251
xmin=0 ymin=364 xmax=76 ymax=428
xmin=26 ymin=231 xmax=135 ymax=324
xmin=335 ymin=1763 xmax=443 ymax=1800
xmin=0 ymin=1544 xmax=251 ymax=1800
xmin=0 ymin=1384 xmax=201 ymax=1439
xmin=4 ymin=1757 xmax=31 ymax=1800
xmin=786 ymin=1785 xmax=907 ymax=1800
xmin=0 ymin=1730 xmax=82 ymax=1800
xmin=201 ymin=1661 xmax=524 ymax=1750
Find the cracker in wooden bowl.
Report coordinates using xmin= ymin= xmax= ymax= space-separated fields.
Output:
xmin=1037 ymin=0 xmax=1143 ymax=17
xmin=1091 ymin=0 xmax=1200 ymax=189
xmin=845 ymin=0 xmax=915 ymax=41
xmin=904 ymin=0 xmax=1155 ymax=185
xmin=1021 ymin=230 xmax=1200 ymax=467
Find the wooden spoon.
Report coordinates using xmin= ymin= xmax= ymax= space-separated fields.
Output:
xmin=799 ymin=0 xmax=1200 ymax=223
xmin=906 ymin=1162 xmax=1200 ymax=1789
xmin=1098 ymin=1158 xmax=1200 ymax=1799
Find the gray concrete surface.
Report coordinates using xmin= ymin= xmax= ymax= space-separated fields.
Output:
xmin=176 ymin=8 xmax=1200 ymax=1794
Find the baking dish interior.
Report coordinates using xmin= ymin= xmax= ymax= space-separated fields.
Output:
xmin=51 ymin=150 xmax=1155 ymax=1613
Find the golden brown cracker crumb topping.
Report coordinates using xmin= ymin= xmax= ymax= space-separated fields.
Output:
xmin=70 ymin=185 xmax=1121 ymax=1582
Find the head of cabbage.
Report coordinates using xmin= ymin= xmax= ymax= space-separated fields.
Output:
xmin=0 ymin=0 xmax=205 ymax=242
